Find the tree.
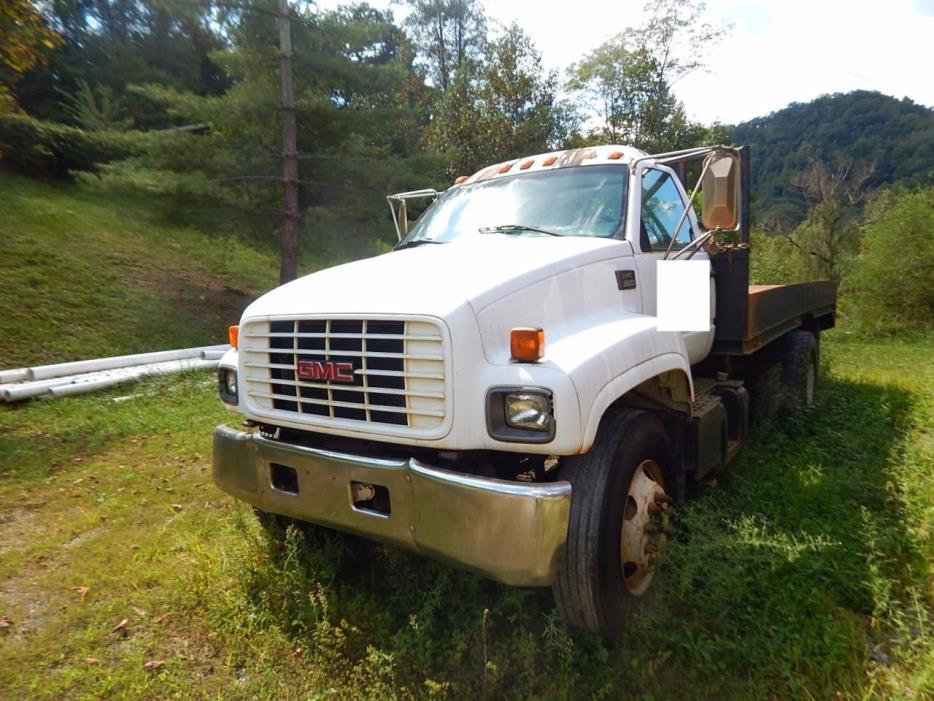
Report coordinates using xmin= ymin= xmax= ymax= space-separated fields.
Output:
xmin=90 ymin=1 xmax=437 ymax=275
xmin=16 ymin=0 xmax=228 ymax=127
xmin=480 ymin=25 xmax=575 ymax=161
xmin=568 ymin=41 xmax=686 ymax=149
xmin=638 ymin=0 xmax=725 ymax=95
xmin=422 ymin=66 xmax=483 ymax=177
xmin=0 ymin=0 xmax=60 ymax=113
xmin=783 ymin=157 xmax=874 ymax=282
xmin=399 ymin=0 xmax=486 ymax=91
xmin=848 ymin=186 xmax=934 ymax=331
xmin=424 ymin=24 xmax=575 ymax=177
xmin=748 ymin=229 xmax=802 ymax=285
xmin=59 ymin=79 xmax=133 ymax=131
xmin=567 ymin=0 xmax=725 ymax=151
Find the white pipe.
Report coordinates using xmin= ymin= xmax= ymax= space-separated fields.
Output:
xmin=25 ymin=344 xmax=228 ymax=382
xmin=0 ymin=368 xmax=29 ymax=384
xmin=3 ymin=373 xmax=102 ymax=402
xmin=47 ymin=374 xmax=145 ymax=398
xmin=3 ymin=357 xmax=219 ymax=402
xmin=200 ymin=350 xmax=226 ymax=360
xmin=47 ymin=359 xmax=217 ymax=398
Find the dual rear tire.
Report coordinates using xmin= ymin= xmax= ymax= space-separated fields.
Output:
xmin=750 ymin=329 xmax=819 ymax=420
xmin=780 ymin=329 xmax=818 ymax=411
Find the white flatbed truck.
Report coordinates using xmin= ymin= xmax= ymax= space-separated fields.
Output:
xmin=212 ymin=145 xmax=836 ymax=639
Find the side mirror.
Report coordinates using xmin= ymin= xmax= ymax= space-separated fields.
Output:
xmin=701 ymin=153 xmax=740 ymax=230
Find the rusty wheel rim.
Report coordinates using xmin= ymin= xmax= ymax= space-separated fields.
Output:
xmin=620 ymin=459 xmax=669 ymax=596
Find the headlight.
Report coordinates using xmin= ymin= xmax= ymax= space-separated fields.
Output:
xmin=505 ymin=392 xmax=552 ymax=430
xmin=218 ymin=367 xmax=238 ymax=405
xmin=486 ymin=387 xmax=554 ymax=443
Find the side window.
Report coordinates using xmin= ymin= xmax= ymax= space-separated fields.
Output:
xmin=640 ymin=169 xmax=692 ymax=252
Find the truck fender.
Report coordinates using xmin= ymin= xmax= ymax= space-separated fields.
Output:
xmin=579 ymin=352 xmax=693 ymax=453
xmin=220 ymin=347 xmax=238 ymax=370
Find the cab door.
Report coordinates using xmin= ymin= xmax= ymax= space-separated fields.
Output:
xmin=632 ymin=164 xmax=716 ymax=365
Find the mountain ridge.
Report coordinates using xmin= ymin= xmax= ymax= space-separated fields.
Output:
xmin=730 ymin=90 xmax=934 ymax=230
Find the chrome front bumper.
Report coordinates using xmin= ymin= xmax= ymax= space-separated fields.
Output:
xmin=212 ymin=425 xmax=572 ymax=586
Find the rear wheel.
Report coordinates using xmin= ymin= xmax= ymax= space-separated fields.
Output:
xmin=552 ymin=409 xmax=674 ymax=640
xmin=749 ymin=360 xmax=782 ymax=422
xmin=780 ymin=330 xmax=818 ymax=411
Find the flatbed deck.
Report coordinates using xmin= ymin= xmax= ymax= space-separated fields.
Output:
xmin=712 ymin=280 xmax=837 ymax=355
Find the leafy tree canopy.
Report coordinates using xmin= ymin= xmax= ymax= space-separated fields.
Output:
xmin=568 ymin=0 xmax=726 ymax=152
xmin=17 ymin=0 xmax=228 ymax=127
xmin=425 ymin=23 xmax=576 ymax=177
xmin=0 ymin=0 xmax=61 ymax=113
xmin=398 ymin=0 xmax=486 ymax=91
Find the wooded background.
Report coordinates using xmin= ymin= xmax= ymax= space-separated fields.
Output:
xmin=1 ymin=0 xmax=932 ymax=329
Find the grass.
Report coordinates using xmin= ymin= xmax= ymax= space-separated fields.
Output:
xmin=0 ymin=174 xmax=932 ymax=698
xmin=0 ymin=332 xmax=931 ymax=700
xmin=0 ymin=172 xmax=279 ymax=368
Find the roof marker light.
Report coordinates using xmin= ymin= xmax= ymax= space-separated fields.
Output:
xmin=519 ymin=159 xmax=534 ymax=170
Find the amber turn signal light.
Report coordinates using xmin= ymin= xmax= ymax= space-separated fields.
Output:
xmin=228 ymin=325 xmax=239 ymax=349
xmin=510 ymin=327 xmax=544 ymax=362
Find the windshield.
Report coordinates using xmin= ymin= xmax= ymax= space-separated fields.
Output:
xmin=397 ymin=165 xmax=628 ymax=246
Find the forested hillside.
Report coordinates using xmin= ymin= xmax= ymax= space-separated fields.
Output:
xmin=0 ymin=0 xmax=733 ymax=284
xmin=1 ymin=1 xmax=931 ymax=331
xmin=733 ymin=91 xmax=934 ymax=230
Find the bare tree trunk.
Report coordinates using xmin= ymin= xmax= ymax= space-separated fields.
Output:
xmin=277 ymin=0 xmax=299 ymax=283
xmin=436 ymin=14 xmax=448 ymax=91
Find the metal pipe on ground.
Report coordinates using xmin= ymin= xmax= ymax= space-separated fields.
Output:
xmin=25 ymin=345 xmax=228 ymax=382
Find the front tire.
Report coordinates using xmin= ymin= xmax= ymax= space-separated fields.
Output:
xmin=552 ymin=409 xmax=675 ymax=641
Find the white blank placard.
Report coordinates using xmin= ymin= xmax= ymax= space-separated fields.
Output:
xmin=656 ymin=259 xmax=711 ymax=332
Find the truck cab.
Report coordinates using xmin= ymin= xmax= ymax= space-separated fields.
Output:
xmin=213 ymin=144 xmax=836 ymax=639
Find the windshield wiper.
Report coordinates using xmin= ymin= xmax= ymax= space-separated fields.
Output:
xmin=394 ymin=239 xmax=446 ymax=251
xmin=479 ymin=224 xmax=565 ymax=237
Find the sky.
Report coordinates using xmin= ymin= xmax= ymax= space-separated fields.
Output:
xmin=314 ymin=0 xmax=934 ymax=125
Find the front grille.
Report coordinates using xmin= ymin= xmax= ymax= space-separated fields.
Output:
xmin=240 ymin=317 xmax=447 ymax=432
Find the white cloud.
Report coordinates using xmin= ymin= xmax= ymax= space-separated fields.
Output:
xmin=675 ymin=0 xmax=934 ymax=122
xmin=314 ymin=0 xmax=934 ymax=124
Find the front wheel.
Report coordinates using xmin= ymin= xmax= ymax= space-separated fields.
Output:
xmin=552 ymin=409 xmax=675 ymax=640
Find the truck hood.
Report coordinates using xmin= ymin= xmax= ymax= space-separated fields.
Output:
xmin=241 ymin=235 xmax=634 ymax=320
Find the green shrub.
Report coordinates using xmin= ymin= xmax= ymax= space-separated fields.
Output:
xmin=0 ymin=112 xmax=136 ymax=177
xmin=848 ymin=187 xmax=934 ymax=331
xmin=748 ymin=229 xmax=804 ymax=284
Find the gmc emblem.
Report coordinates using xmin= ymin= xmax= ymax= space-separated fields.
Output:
xmin=296 ymin=360 xmax=355 ymax=383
